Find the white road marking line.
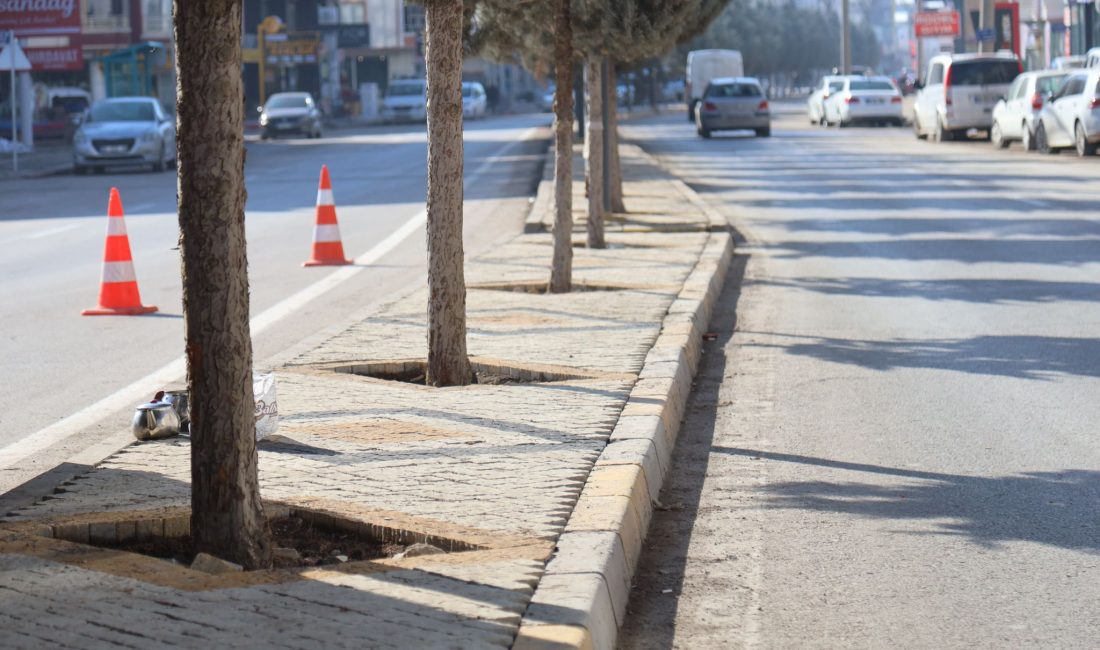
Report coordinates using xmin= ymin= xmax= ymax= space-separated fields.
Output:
xmin=24 ymin=223 xmax=80 ymax=240
xmin=0 ymin=126 xmax=543 ymax=471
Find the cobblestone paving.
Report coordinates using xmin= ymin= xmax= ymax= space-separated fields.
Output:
xmin=1 ymin=145 xmax=713 ymax=648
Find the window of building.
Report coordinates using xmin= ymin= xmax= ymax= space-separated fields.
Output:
xmin=404 ymin=5 xmax=425 ymax=33
xmin=340 ymin=2 xmax=365 ymax=24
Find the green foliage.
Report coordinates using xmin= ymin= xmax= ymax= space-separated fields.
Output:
xmin=673 ymin=0 xmax=882 ymax=79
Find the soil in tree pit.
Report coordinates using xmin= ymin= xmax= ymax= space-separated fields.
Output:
xmin=108 ymin=515 xmax=406 ymax=569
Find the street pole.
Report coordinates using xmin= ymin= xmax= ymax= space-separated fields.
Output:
xmin=10 ymin=32 xmax=16 ymax=173
xmin=258 ymin=24 xmax=266 ymax=108
xmin=979 ymin=0 xmax=994 ymax=53
xmin=841 ymin=0 xmax=852 ymax=74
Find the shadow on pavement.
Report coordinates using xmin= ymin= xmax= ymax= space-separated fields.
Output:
xmin=712 ymin=447 xmax=1100 ymax=552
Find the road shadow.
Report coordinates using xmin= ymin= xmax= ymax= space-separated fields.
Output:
xmin=712 ymin=447 xmax=1100 ymax=553
xmin=617 ymin=232 xmax=750 ymax=650
xmin=752 ymin=276 xmax=1100 ymax=305
xmin=747 ymin=331 xmax=1100 ymax=380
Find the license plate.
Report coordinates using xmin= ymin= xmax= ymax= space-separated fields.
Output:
xmin=275 ymin=123 xmax=292 ymax=129
xmin=103 ymin=145 xmax=127 ymax=153
xmin=973 ymin=95 xmax=998 ymax=104
xmin=867 ymin=98 xmax=885 ymax=104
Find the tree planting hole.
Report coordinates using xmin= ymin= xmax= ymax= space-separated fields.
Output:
xmin=45 ymin=507 xmax=480 ymax=571
xmin=469 ymin=280 xmax=633 ymax=294
xmin=80 ymin=515 xmax=402 ymax=569
xmin=331 ymin=358 xmax=599 ymax=386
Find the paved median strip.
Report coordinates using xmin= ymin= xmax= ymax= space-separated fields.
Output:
xmin=1 ymin=142 xmax=733 ymax=649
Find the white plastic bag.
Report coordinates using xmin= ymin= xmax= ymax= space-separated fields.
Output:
xmin=253 ymin=372 xmax=278 ymax=440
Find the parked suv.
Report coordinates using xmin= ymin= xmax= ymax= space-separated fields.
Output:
xmin=913 ymin=53 xmax=1021 ymax=142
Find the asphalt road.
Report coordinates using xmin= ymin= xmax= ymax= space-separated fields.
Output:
xmin=619 ymin=105 xmax=1100 ymax=648
xmin=0 ymin=114 xmax=549 ymax=495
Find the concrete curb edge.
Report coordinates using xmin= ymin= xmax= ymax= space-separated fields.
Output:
xmin=513 ymin=185 xmax=734 ymax=648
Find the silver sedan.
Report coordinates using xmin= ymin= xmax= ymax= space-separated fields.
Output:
xmin=72 ymin=97 xmax=176 ymax=174
xmin=695 ymin=77 xmax=771 ymax=138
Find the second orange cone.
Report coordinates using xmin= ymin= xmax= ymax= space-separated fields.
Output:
xmin=82 ymin=188 xmax=157 ymax=316
xmin=303 ymin=165 xmax=352 ymax=267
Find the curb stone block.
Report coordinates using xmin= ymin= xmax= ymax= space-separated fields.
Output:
xmin=514 ymin=624 xmax=593 ymax=650
xmin=516 ymin=573 xmax=615 ymax=650
xmin=593 ymin=439 xmax=662 ymax=504
xmin=609 ymin=415 xmax=671 ymax=481
xmin=580 ymin=465 xmax=652 ymax=533
xmin=563 ymin=495 xmax=645 ymax=574
xmin=545 ymin=531 xmax=631 ymax=626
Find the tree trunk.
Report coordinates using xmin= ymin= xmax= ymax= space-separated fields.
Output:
xmin=584 ymin=59 xmax=606 ymax=249
xmin=607 ymin=61 xmax=625 ymax=214
xmin=548 ymin=0 xmax=574 ymax=294
xmin=175 ymin=0 xmax=271 ymax=570
xmin=424 ymin=0 xmax=472 ymax=386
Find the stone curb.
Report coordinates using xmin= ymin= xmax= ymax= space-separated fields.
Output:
xmin=524 ymin=144 xmax=556 ymax=234
xmin=513 ymin=182 xmax=734 ymax=649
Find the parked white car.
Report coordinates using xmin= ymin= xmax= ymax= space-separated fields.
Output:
xmin=990 ymin=70 xmax=1068 ymax=150
xmin=823 ymin=76 xmax=903 ymax=127
xmin=913 ymin=53 xmax=1021 ymax=142
xmin=461 ymin=81 xmax=488 ymax=119
xmin=1034 ymin=69 xmax=1100 ymax=156
xmin=807 ymin=75 xmax=845 ymax=125
xmin=381 ymin=79 xmax=426 ymax=123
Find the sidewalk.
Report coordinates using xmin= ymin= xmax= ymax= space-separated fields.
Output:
xmin=0 ymin=140 xmax=72 ymax=181
xmin=0 ymin=143 xmax=733 ymax=649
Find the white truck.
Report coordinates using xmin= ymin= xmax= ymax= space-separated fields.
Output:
xmin=686 ymin=49 xmax=744 ymax=121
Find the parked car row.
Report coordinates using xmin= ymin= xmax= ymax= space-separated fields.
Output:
xmin=911 ymin=51 xmax=1100 ymax=157
xmin=807 ymin=75 xmax=905 ymax=127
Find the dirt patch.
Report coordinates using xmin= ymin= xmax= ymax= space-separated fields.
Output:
xmin=321 ymin=357 xmax=625 ymax=387
xmin=105 ymin=515 xmax=406 ymax=570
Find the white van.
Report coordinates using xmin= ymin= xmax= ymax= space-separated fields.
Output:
xmin=380 ymin=79 xmax=427 ymax=123
xmin=686 ymin=49 xmax=744 ymax=121
xmin=912 ymin=52 xmax=1021 ymax=142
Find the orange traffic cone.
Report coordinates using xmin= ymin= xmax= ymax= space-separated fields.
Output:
xmin=303 ymin=165 xmax=352 ymax=266
xmin=82 ymin=188 xmax=158 ymax=316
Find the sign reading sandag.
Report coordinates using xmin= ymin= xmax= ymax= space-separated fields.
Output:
xmin=0 ymin=0 xmax=82 ymax=36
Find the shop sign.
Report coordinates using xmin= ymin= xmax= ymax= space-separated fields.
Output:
xmin=914 ymin=11 xmax=960 ymax=37
xmin=264 ymin=32 xmax=319 ymax=64
xmin=26 ymin=45 xmax=81 ymax=70
xmin=337 ymin=25 xmax=370 ymax=49
xmin=0 ymin=0 xmax=82 ymax=36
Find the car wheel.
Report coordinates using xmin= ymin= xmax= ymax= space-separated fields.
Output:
xmin=687 ymin=102 xmax=696 ymax=122
xmin=1075 ymin=122 xmax=1096 ymax=157
xmin=755 ymin=127 xmax=770 ymax=137
xmin=697 ymin=126 xmax=711 ymax=139
xmin=1036 ymin=122 xmax=1054 ymax=155
xmin=1021 ymin=124 xmax=1035 ymax=152
xmin=991 ymin=121 xmax=1008 ymax=149
xmin=934 ymin=118 xmax=953 ymax=142
xmin=913 ymin=114 xmax=926 ymax=140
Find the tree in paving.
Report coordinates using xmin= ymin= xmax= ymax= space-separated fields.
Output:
xmin=174 ymin=0 xmax=272 ymax=568
xmin=424 ymin=0 xmax=473 ymax=386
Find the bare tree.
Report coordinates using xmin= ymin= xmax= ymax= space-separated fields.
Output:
xmin=548 ymin=0 xmax=574 ymax=293
xmin=585 ymin=58 xmax=606 ymax=249
xmin=174 ymin=0 xmax=272 ymax=569
xmin=425 ymin=0 xmax=473 ymax=386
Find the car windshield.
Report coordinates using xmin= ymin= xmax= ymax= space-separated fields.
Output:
xmin=388 ymin=83 xmax=424 ymax=97
xmin=707 ymin=83 xmax=761 ymax=98
xmin=828 ymin=81 xmax=844 ymax=92
xmin=850 ymin=80 xmax=894 ymax=91
xmin=949 ymin=61 xmax=1018 ymax=86
xmin=88 ymin=101 xmax=155 ymax=122
xmin=266 ymin=95 xmax=308 ymax=109
xmin=1037 ymin=75 xmax=1067 ymax=95
xmin=462 ymin=86 xmax=477 ymax=98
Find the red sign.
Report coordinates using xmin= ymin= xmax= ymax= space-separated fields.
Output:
xmin=914 ymin=11 xmax=960 ymax=38
xmin=0 ymin=0 xmax=82 ymax=36
xmin=25 ymin=46 xmax=82 ymax=70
